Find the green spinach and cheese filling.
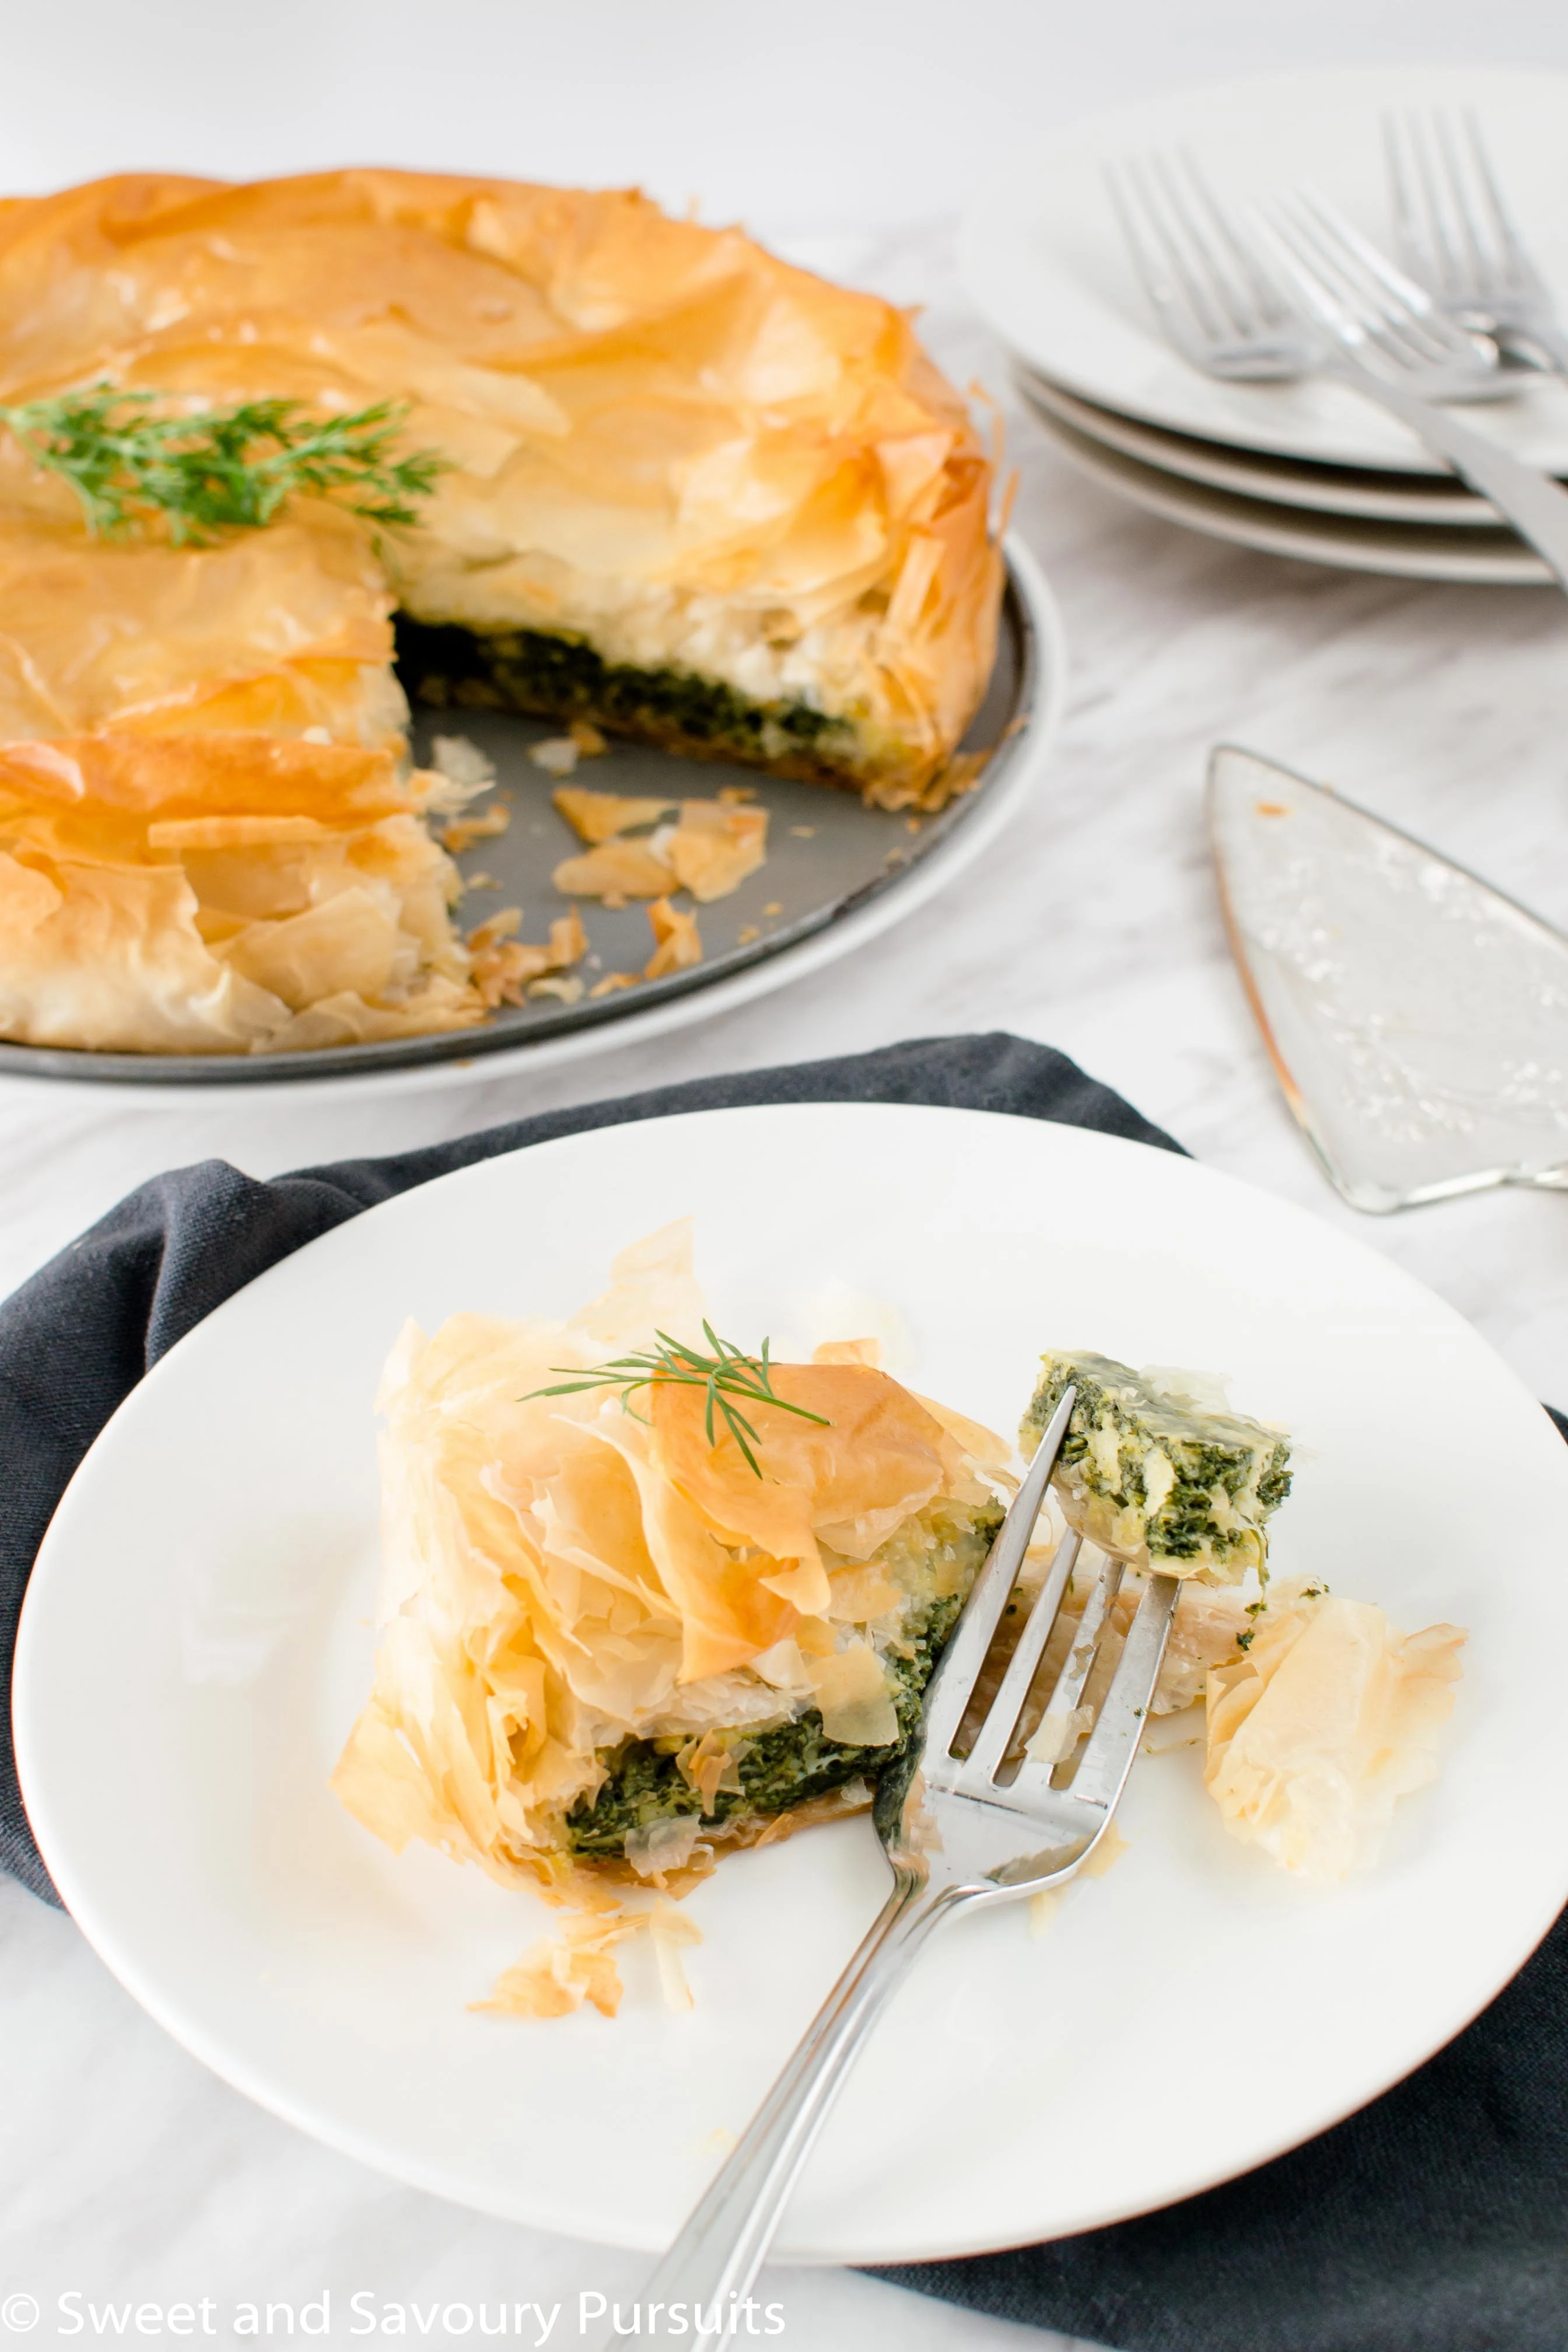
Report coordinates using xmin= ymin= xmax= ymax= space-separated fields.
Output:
xmin=565 ymin=1494 xmax=1002 ymax=1862
xmin=397 ymin=617 xmax=865 ymax=785
xmin=1020 ymin=1352 xmax=1292 ymax=1581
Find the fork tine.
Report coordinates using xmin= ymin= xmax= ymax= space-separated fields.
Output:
xmin=1252 ymin=202 xmax=1391 ymax=359
xmin=1107 ymin=158 xmax=1222 ymax=346
xmin=1264 ymin=192 xmax=1461 ymax=371
xmin=953 ymin=1525 xmax=1083 ymax=1787
xmin=1462 ymin=108 xmax=1541 ymax=292
xmin=1148 ymin=152 xmax=1256 ymax=340
xmin=1382 ymin=112 xmax=1430 ymax=283
xmin=1023 ymin=1549 xmax=1123 ymax=1773
xmin=1390 ymin=107 xmax=1544 ymax=316
xmin=1049 ymin=1573 xmax=1181 ymax=1813
xmin=1177 ymin=147 xmax=1287 ymax=327
xmin=1112 ymin=150 xmax=1281 ymax=348
xmin=915 ymin=1384 xmax=1074 ymax=1757
xmin=1296 ymin=189 xmax=1447 ymax=331
xmin=1432 ymin=112 xmax=1492 ymax=292
xmin=1104 ymin=160 xmax=1174 ymax=325
xmin=1106 ymin=151 xmax=1319 ymax=382
xmin=1410 ymin=113 xmax=1468 ymax=299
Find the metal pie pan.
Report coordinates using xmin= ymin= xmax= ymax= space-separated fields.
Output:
xmin=0 ymin=555 xmax=1044 ymax=1090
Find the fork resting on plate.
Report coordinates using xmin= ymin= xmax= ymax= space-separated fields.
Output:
xmin=597 ymin=1385 xmax=1179 ymax=2352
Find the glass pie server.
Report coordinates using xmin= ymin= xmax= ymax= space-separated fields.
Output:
xmin=597 ymin=1388 xmax=1178 ymax=2352
xmin=1209 ymin=743 xmax=1568 ymax=1211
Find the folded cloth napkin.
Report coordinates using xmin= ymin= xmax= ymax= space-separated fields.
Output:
xmin=1 ymin=1031 xmax=1562 ymax=2352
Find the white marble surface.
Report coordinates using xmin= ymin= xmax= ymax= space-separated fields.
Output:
xmin=8 ymin=64 xmax=1568 ymax=2352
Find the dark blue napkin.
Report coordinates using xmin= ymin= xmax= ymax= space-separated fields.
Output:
xmin=1 ymin=1031 xmax=1562 ymax=2352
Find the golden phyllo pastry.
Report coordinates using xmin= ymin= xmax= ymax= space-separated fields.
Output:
xmin=1205 ymin=1581 xmax=1465 ymax=1880
xmin=0 ymin=169 xmax=1003 ymax=1054
xmin=331 ymin=1223 xmax=1005 ymax=1913
xmin=0 ymin=170 xmax=999 ymax=797
xmin=0 ymin=731 xmax=480 ymax=1052
xmin=0 ymin=510 xmax=402 ymax=752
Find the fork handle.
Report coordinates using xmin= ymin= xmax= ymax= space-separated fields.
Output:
xmin=1327 ymin=359 xmax=1568 ymax=593
xmin=600 ymin=1870 xmax=965 ymax=2352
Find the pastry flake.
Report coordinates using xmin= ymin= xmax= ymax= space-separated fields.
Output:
xmin=553 ymin=786 xmax=677 ymax=845
xmin=551 ymin=838 xmax=675 ymax=901
xmin=644 ymin=896 xmax=702 ymax=978
xmin=665 ymin=800 xmax=769 ymax=902
xmin=1205 ymin=1583 xmax=1466 ymax=1879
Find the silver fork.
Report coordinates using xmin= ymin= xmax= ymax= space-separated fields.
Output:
xmin=1384 ymin=110 xmax=1568 ymax=378
xmin=1108 ymin=152 xmax=1502 ymax=399
xmin=599 ymin=1387 xmax=1178 ymax=2352
xmin=1108 ymin=153 xmax=1568 ymax=596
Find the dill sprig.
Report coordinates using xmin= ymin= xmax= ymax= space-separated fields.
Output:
xmin=0 ymin=384 xmax=449 ymax=544
xmin=525 ymin=1322 xmax=830 ymax=1478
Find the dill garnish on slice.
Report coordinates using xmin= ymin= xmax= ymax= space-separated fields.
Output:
xmin=525 ymin=1322 xmax=830 ymax=1478
xmin=0 ymin=385 xmax=449 ymax=544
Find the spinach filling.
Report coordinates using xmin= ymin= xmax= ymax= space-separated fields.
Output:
xmin=394 ymin=615 xmax=856 ymax=769
xmin=1021 ymin=1353 xmax=1292 ymax=1572
xmin=564 ymin=1502 xmax=1002 ymax=1860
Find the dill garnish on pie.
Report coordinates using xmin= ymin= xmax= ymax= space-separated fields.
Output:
xmin=0 ymin=387 xmax=447 ymax=542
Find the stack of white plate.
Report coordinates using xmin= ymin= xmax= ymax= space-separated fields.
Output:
xmin=959 ymin=62 xmax=1568 ymax=584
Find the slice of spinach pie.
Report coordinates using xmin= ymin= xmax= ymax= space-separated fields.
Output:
xmin=331 ymin=1222 xmax=1006 ymax=1928
xmin=1020 ymin=1352 xmax=1292 ymax=1583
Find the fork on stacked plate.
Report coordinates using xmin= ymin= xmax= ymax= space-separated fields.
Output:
xmin=1104 ymin=136 xmax=1568 ymax=593
xmin=602 ymin=1387 xmax=1181 ymax=2352
xmin=960 ymin=64 xmax=1568 ymax=583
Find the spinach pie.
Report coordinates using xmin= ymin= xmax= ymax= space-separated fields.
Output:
xmin=332 ymin=1223 xmax=1005 ymax=1936
xmin=0 ymin=172 xmax=1003 ymax=1052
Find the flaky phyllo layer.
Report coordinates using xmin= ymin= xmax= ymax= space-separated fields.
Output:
xmin=0 ymin=171 xmax=1002 ymax=801
xmin=0 ymin=172 xmax=1005 ymax=1054
xmin=331 ymin=1223 xmax=1006 ymax=1913
xmin=0 ymin=728 xmax=484 ymax=1053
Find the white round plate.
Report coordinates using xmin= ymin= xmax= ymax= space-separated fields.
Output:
xmin=16 ymin=1102 xmax=1568 ymax=2261
xmin=1032 ymin=400 xmax=1551 ymax=584
xmin=963 ymin=63 xmax=1568 ymax=477
xmin=1018 ymin=370 xmax=1511 ymax=524
xmin=0 ymin=545 xmax=1063 ymax=1111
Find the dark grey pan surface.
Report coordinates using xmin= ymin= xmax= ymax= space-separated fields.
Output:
xmin=0 ymin=564 xmax=1037 ymax=1086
